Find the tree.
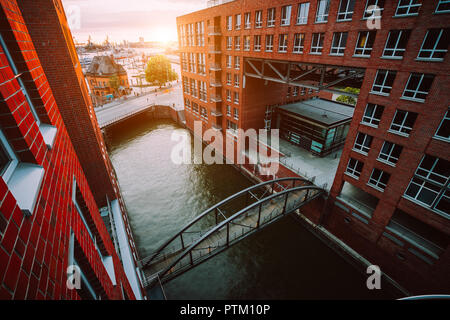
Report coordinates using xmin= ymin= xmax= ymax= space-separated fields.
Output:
xmin=336 ymin=87 xmax=360 ymax=106
xmin=145 ymin=55 xmax=178 ymax=87
xmin=109 ymin=75 xmax=120 ymax=96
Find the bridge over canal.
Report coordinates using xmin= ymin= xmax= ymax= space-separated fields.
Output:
xmin=139 ymin=177 xmax=325 ymax=293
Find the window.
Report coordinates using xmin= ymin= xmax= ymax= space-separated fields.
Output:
xmin=199 ymin=81 xmax=207 ymax=101
xmin=395 ymin=0 xmax=421 ymax=16
xmin=293 ymin=33 xmax=305 ymax=53
xmin=382 ymin=30 xmax=411 ymax=59
xmin=346 ymin=158 xmax=364 ymax=178
xmin=226 ymin=72 xmax=232 ymax=85
xmin=354 ymin=31 xmax=376 ymax=57
xmin=297 ymin=2 xmax=310 ymax=24
xmin=353 ymin=132 xmax=373 ymax=154
xmin=281 ymin=5 xmax=292 ymax=26
xmin=234 ymin=108 xmax=239 ymax=120
xmin=192 ymin=102 xmax=199 ymax=113
xmin=227 ymin=120 xmax=238 ymax=133
xmin=279 ymin=34 xmax=288 ymax=52
xmin=244 ymin=36 xmax=250 ymax=51
xmin=227 ymin=16 xmax=232 ymax=30
xmin=405 ymin=155 xmax=450 ymax=218
xmin=235 ymin=14 xmax=241 ymax=30
xmin=253 ymin=35 xmax=262 ymax=52
xmin=226 ymin=105 xmax=231 ymax=116
xmin=371 ymin=70 xmax=396 ymax=95
xmin=255 ymin=10 xmax=263 ymax=28
xmin=185 ymin=98 xmax=191 ymax=110
xmin=316 ymin=0 xmax=330 ymax=23
xmin=234 ymin=56 xmax=240 ymax=69
xmin=378 ymin=141 xmax=403 ymax=165
xmin=235 ymin=36 xmax=241 ymax=50
xmin=227 ymin=36 xmax=232 ymax=50
xmin=234 ymin=92 xmax=239 ymax=104
xmin=337 ymin=0 xmax=355 ymax=21
xmin=244 ymin=12 xmax=251 ymax=29
xmin=310 ymin=33 xmax=324 ymax=54
xmin=418 ymin=29 xmax=448 ymax=61
xmin=201 ymin=107 xmax=208 ymax=119
xmin=403 ymin=73 xmax=434 ymax=101
xmin=226 ymin=89 xmax=231 ymax=101
xmin=267 ymin=8 xmax=276 ymax=27
xmin=0 ymin=130 xmax=18 ymax=183
xmin=435 ymin=109 xmax=450 ymax=141
xmin=368 ymin=168 xmax=391 ymax=191
xmin=390 ymin=110 xmax=418 ymax=136
xmin=330 ymin=32 xmax=348 ymax=55
xmin=196 ymin=21 xmax=205 ymax=46
xmin=266 ymin=34 xmax=274 ymax=52
xmin=234 ymin=74 xmax=240 ymax=87
xmin=364 ymin=0 xmax=385 ymax=19
xmin=0 ymin=34 xmax=56 ymax=149
xmin=197 ymin=53 xmax=205 ymax=74
xmin=226 ymin=55 xmax=232 ymax=68
xmin=293 ymin=87 xmax=299 ymax=97
xmin=435 ymin=0 xmax=450 ymax=13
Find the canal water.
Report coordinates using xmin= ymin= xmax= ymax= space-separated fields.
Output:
xmin=106 ymin=117 xmax=394 ymax=300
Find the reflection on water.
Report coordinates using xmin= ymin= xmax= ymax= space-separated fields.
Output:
xmin=106 ymin=117 xmax=393 ymax=299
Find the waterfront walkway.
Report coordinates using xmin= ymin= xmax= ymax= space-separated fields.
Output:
xmin=139 ymin=177 xmax=324 ymax=290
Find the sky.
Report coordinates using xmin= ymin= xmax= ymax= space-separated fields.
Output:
xmin=61 ymin=0 xmax=205 ymax=44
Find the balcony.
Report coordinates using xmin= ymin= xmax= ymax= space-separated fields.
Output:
xmin=211 ymin=123 xmax=223 ymax=131
xmin=209 ymin=63 xmax=222 ymax=71
xmin=210 ymin=78 xmax=222 ymax=87
xmin=210 ymin=106 xmax=223 ymax=117
xmin=208 ymin=26 xmax=222 ymax=36
xmin=208 ymin=45 xmax=222 ymax=54
xmin=210 ymin=94 xmax=222 ymax=103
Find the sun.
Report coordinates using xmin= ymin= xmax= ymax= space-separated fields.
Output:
xmin=151 ymin=29 xmax=177 ymax=44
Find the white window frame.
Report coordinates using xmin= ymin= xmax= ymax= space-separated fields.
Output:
xmin=310 ymin=33 xmax=324 ymax=55
xmin=315 ymin=0 xmax=330 ymax=23
xmin=281 ymin=5 xmax=292 ymax=26
xmin=337 ymin=0 xmax=355 ymax=21
xmin=226 ymin=55 xmax=232 ymax=68
xmin=234 ymin=74 xmax=240 ymax=88
xmin=235 ymin=36 xmax=241 ymax=51
xmin=234 ymin=92 xmax=240 ymax=104
xmin=234 ymin=56 xmax=240 ymax=70
xmin=265 ymin=35 xmax=274 ymax=52
xmin=362 ymin=103 xmax=384 ymax=127
xmin=278 ymin=34 xmax=288 ymax=53
xmin=353 ymin=132 xmax=373 ymax=155
xmin=0 ymin=129 xmax=19 ymax=183
xmin=363 ymin=0 xmax=384 ymax=19
xmin=378 ymin=141 xmax=402 ymax=166
xmin=227 ymin=16 xmax=232 ymax=30
xmin=434 ymin=109 xmax=450 ymax=142
xmin=226 ymin=105 xmax=231 ymax=116
xmin=227 ymin=36 xmax=232 ymax=50
xmin=255 ymin=10 xmax=263 ymax=28
xmin=330 ymin=32 xmax=348 ymax=56
xmin=234 ymin=108 xmax=239 ymax=120
xmin=244 ymin=12 xmax=251 ymax=29
xmin=368 ymin=168 xmax=390 ymax=191
xmin=346 ymin=158 xmax=364 ymax=179
xmin=435 ymin=0 xmax=450 ymax=13
xmin=389 ymin=110 xmax=417 ymax=136
xmin=395 ymin=0 xmax=421 ymax=16
xmin=354 ymin=31 xmax=376 ymax=57
xmin=371 ymin=69 xmax=396 ymax=96
xmin=417 ymin=29 xmax=448 ymax=61
xmin=402 ymin=73 xmax=434 ymax=102
xmin=382 ymin=30 xmax=410 ymax=59
xmin=226 ymin=89 xmax=231 ymax=101
xmin=244 ymin=36 xmax=250 ymax=51
xmin=254 ymin=35 xmax=261 ymax=51
xmin=297 ymin=2 xmax=310 ymax=25
xmin=226 ymin=72 xmax=232 ymax=85
xmin=404 ymin=155 xmax=450 ymax=218
xmin=293 ymin=33 xmax=305 ymax=53
xmin=235 ymin=14 xmax=241 ymax=30
xmin=267 ymin=8 xmax=276 ymax=27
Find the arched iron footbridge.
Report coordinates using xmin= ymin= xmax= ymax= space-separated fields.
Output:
xmin=140 ymin=177 xmax=325 ymax=289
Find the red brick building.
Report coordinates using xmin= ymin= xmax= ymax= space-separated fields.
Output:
xmin=0 ymin=0 xmax=146 ymax=299
xmin=177 ymin=0 xmax=449 ymax=294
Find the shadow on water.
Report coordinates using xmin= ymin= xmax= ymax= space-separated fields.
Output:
xmin=105 ymin=116 xmax=395 ymax=300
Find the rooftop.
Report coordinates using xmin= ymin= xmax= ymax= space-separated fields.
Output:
xmin=86 ymin=55 xmax=127 ymax=77
xmin=278 ymin=98 xmax=355 ymax=126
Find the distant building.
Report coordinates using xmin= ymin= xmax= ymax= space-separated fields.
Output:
xmin=85 ymin=56 xmax=131 ymax=106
